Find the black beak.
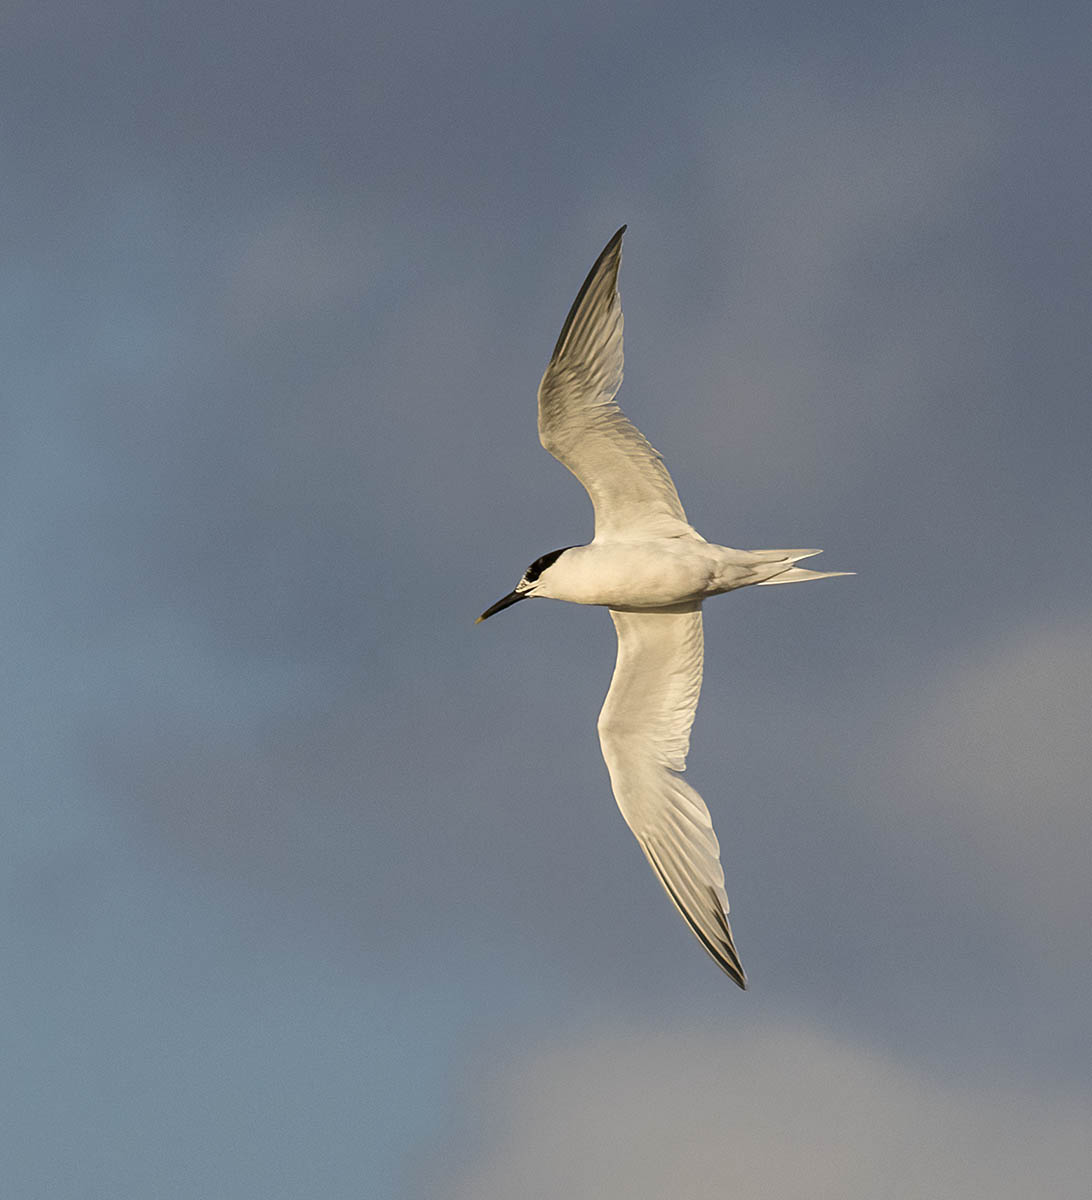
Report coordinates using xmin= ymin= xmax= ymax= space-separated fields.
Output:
xmin=475 ymin=590 xmax=527 ymax=623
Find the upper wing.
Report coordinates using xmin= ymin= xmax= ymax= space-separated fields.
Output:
xmin=597 ymin=604 xmax=746 ymax=987
xmin=537 ymin=227 xmax=700 ymax=542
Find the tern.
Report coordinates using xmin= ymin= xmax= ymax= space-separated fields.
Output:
xmin=477 ymin=227 xmax=849 ymax=987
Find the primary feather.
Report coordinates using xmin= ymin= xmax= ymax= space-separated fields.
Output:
xmin=598 ymin=604 xmax=746 ymax=987
xmin=537 ymin=226 xmax=699 ymax=542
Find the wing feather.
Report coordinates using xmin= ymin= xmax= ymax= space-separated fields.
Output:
xmin=537 ymin=228 xmax=700 ymax=542
xmin=597 ymin=605 xmax=746 ymax=987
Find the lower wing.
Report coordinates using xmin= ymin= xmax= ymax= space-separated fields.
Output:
xmin=597 ymin=604 xmax=746 ymax=987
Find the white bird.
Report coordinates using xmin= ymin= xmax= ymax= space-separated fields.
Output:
xmin=477 ymin=227 xmax=850 ymax=987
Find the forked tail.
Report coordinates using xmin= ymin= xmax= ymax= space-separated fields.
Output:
xmin=752 ymin=548 xmax=853 ymax=586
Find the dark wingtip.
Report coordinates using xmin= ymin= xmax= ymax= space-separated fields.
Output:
xmin=549 ymin=226 xmax=629 ymax=363
xmin=601 ymin=225 xmax=626 ymax=257
xmin=642 ymin=841 xmax=749 ymax=989
xmin=720 ymin=946 xmax=748 ymax=991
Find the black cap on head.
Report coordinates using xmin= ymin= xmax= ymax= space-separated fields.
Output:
xmin=524 ymin=546 xmax=574 ymax=583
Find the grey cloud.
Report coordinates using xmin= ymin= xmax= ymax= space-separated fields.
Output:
xmin=7 ymin=1 xmax=1092 ymax=1195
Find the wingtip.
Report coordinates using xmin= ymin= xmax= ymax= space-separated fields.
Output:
xmin=641 ymin=840 xmax=749 ymax=990
xmin=548 ymin=225 xmax=629 ymax=363
xmin=597 ymin=225 xmax=624 ymax=261
xmin=712 ymin=946 xmax=748 ymax=990
xmin=719 ymin=942 xmax=748 ymax=990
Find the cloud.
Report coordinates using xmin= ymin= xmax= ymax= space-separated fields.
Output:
xmin=611 ymin=67 xmax=1000 ymax=520
xmin=424 ymin=1018 xmax=1092 ymax=1200
xmin=221 ymin=202 xmax=397 ymax=337
xmin=887 ymin=619 xmax=1092 ymax=940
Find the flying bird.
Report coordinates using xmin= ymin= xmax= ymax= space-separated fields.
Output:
xmin=476 ymin=227 xmax=850 ymax=987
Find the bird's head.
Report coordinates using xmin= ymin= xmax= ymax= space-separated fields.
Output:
xmin=476 ymin=546 xmax=575 ymax=623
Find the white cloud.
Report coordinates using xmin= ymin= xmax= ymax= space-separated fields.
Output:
xmin=425 ymin=1019 xmax=1091 ymax=1200
xmin=890 ymin=620 xmax=1092 ymax=938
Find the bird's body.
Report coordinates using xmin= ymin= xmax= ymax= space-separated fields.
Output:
xmin=534 ymin=539 xmax=832 ymax=609
xmin=477 ymin=227 xmax=850 ymax=988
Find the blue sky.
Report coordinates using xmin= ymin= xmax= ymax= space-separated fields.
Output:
xmin=5 ymin=2 xmax=1092 ymax=1196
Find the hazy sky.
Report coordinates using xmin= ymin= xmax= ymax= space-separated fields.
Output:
xmin=6 ymin=2 xmax=1091 ymax=1196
